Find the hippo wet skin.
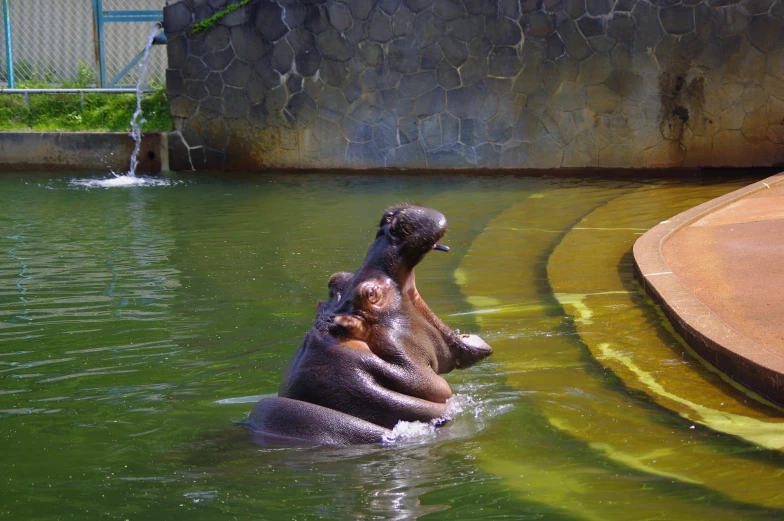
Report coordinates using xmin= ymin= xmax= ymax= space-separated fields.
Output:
xmin=247 ymin=204 xmax=492 ymax=445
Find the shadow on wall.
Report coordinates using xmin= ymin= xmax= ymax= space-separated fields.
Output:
xmin=163 ymin=0 xmax=784 ymax=171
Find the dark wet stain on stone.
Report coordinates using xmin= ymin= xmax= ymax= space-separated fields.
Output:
xmin=658 ymin=54 xmax=704 ymax=144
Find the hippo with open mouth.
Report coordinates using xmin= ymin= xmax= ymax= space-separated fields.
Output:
xmin=247 ymin=204 xmax=492 ymax=445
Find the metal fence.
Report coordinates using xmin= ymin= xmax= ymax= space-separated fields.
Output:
xmin=1 ymin=0 xmax=167 ymax=89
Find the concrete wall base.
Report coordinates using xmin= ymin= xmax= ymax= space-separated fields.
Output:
xmin=0 ymin=132 xmax=167 ymax=173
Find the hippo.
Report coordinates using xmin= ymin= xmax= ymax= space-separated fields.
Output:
xmin=246 ymin=204 xmax=492 ymax=445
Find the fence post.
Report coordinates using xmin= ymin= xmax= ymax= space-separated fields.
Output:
xmin=2 ymin=0 xmax=14 ymax=88
xmin=92 ymin=0 xmax=106 ymax=87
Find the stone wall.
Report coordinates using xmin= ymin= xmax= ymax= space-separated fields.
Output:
xmin=164 ymin=0 xmax=784 ymax=171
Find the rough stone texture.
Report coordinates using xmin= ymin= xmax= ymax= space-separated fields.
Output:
xmin=165 ymin=0 xmax=784 ymax=170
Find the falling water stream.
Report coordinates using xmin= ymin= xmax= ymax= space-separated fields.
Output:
xmin=127 ymin=24 xmax=161 ymax=178
xmin=69 ymin=25 xmax=170 ymax=189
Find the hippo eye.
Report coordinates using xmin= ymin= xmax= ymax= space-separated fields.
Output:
xmin=364 ymin=284 xmax=382 ymax=305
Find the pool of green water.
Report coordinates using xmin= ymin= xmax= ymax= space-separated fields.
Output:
xmin=2 ymin=172 xmax=784 ymax=520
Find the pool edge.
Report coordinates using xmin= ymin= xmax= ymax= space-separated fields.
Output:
xmin=633 ymin=172 xmax=784 ymax=407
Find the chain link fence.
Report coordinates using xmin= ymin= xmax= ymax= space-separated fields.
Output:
xmin=1 ymin=0 xmax=166 ymax=88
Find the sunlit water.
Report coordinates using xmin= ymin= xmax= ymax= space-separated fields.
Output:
xmin=2 ymin=172 xmax=784 ymax=520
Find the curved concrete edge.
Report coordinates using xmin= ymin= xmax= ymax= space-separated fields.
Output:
xmin=633 ymin=173 xmax=784 ymax=406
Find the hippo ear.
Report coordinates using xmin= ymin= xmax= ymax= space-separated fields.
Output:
xmin=333 ymin=314 xmax=369 ymax=340
xmin=327 ymin=272 xmax=353 ymax=302
xmin=378 ymin=207 xmax=405 ymax=240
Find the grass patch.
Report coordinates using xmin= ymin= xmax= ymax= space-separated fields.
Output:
xmin=0 ymin=86 xmax=173 ymax=132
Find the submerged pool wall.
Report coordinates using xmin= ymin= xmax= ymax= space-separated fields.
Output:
xmin=163 ymin=0 xmax=784 ymax=171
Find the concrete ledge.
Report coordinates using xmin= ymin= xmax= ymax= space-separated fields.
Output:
xmin=634 ymin=173 xmax=784 ymax=405
xmin=0 ymin=132 xmax=168 ymax=173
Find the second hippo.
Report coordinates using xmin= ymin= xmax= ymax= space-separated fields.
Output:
xmin=247 ymin=204 xmax=492 ymax=445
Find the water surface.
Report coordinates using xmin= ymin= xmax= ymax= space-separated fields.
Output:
xmin=2 ymin=172 xmax=783 ymax=520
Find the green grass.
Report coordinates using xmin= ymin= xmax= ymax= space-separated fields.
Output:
xmin=192 ymin=0 xmax=252 ymax=34
xmin=0 ymin=86 xmax=173 ymax=132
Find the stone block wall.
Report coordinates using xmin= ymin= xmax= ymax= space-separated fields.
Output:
xmin=164 ymin=0 xmax=784 ymax=171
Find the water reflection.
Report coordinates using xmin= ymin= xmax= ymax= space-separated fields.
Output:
xmin=0 ymin=183 xmax=185 ymax=408
xmin=210 ymin=370 xmax=516 ymax=520
xmin=244 ymin=431 xmax=483 ymax=519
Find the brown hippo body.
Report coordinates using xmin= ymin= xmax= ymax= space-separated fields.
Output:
xmin=248 ymin=205 xmax=492 ymax=445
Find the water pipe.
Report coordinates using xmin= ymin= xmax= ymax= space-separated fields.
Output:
xmin=152 ymin=22 xmax=166 ymax=45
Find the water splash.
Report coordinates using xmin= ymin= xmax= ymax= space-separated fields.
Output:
xmin=383 ymin=419 xmax=438 ymax=443
xmin=69 ymin=175 xmax=173 ymax=189
xmin=382 ymin=392 xmax=511 ymax=445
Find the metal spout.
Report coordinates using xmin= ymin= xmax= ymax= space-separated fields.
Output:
xmin=152 ymin=22 xmax=166 ymax=45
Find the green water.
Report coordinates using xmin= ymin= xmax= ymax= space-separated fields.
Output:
xmin=2 ymin=172 xmax=784 ymax=520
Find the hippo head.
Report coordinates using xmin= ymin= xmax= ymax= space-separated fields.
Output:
xmin=320 ymin=204 xmax=492 ymax=374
